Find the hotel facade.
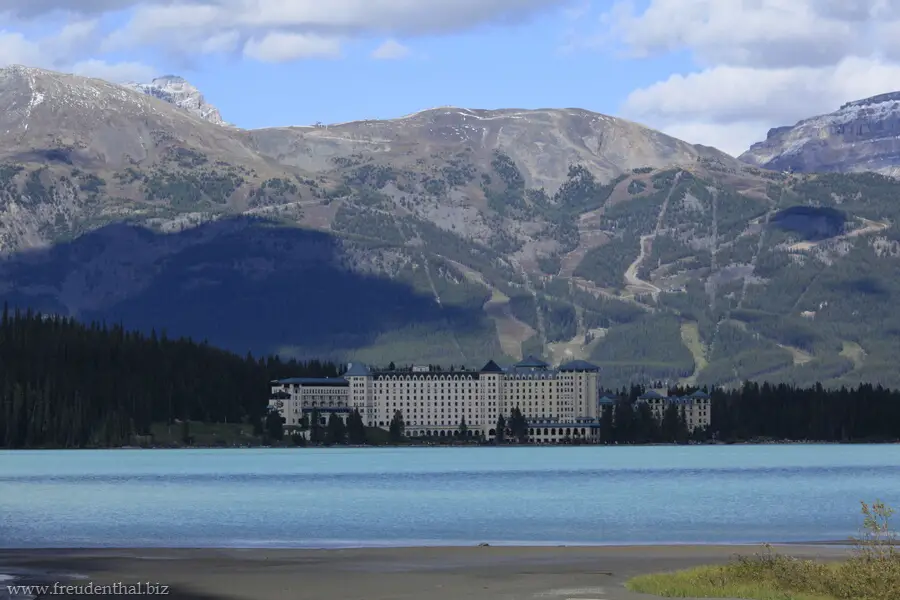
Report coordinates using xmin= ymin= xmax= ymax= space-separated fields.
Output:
xmin=268 ymin=357 xmax=713 ymax=443
xmin=635 ymin=389 xmax=712 ymax=431
xmin=268 ymin=356 xmax=602 ymax=443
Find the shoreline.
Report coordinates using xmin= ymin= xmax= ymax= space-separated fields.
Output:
xmin=0 ymin=545 xmax=855 ymax=600
xmin=6 ymin=439 xmax=899 ymax=450
xmin=0 ymin=540 xmax=859 ymax=551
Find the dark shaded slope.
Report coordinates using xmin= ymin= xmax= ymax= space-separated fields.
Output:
xmin=0 ymin=217 xmax=492 ymax=359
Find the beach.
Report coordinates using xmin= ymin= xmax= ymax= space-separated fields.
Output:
xmin=0 ymin=545 xmax=852 ymax=600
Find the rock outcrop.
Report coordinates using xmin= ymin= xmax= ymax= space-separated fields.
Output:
xmin=740 ymin=92 xmax=900 ymax=177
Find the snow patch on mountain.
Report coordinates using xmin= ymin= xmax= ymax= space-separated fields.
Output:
xmin=740 ymin=92 xmax=900 ymax=174
xmin=739 ymin=92 xmax=900 ymax=176
xmin=124 ymin=76 xmax=228 ymax=126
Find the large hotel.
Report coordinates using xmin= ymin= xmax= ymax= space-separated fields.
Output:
xmin=268 ymin=356 xmax=711 ymax=443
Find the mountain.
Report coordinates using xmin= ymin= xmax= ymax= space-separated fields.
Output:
xmin=124 ymin=75 xmax=227 ymax=126
xmin=3 ymin=65 xmax=900 ymax=390
xmin=243 ymin=107 xmax=737 ymax=193
xmin=740 ymin=92 xmax=900 ymax=177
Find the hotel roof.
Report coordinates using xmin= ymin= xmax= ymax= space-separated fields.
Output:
xmin=558 ymin=359 xmax=600 ymax=372
xmin=274 ymin=377 xmax=349 ymax=387
xmin=514 ymin=355 xmax=550 ymax=369
xmin=480 ymin=359 xmax=504 ymax=373
xmin=344 ymin=362 xmax=372 ymax=377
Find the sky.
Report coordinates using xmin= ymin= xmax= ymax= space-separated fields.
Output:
xmin=2 ymin=0 xmax=900 ymax=156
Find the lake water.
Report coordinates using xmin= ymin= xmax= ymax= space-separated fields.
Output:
xmin=1 ymin=445 xmax=899 ymax=548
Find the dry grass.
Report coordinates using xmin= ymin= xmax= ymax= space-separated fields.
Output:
xmin=627 ymin=501 xmax=900 ymax=600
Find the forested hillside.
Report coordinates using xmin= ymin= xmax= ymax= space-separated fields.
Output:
xmin=0 ymin=307 xmax=338 ymax=448
xmin=3 ymin=67 xmax=900 ymax=390
xmin=0 ymin=307 xmax=898 ymax=448
xmin=602 ymin=383 xmax=900 ymax=444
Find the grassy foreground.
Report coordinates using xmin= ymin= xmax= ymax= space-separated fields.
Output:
xmin=626 ymin=502 xmax=900 ymax=600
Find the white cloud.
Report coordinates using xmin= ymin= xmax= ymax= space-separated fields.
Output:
xmin=609 ymin=0 xmax=865 ymax=68
xmin=371 ymin=39 xmax=410 ymax=60
xmin=4 ymin=0 xmax=567 ymax=75
xmin=603 ymin=0 xmax=900 ymax=156
xmin=70 ymin=59 xmax=158 ymax=83
xmin=624 ymin=58 xmax=900 ymax=126
xmin=0 ymin=31 xmax=44 ymax=66
xmin=0 ymin=21 xmax=157 ymax=83
xmin=876 ymin=19 xmax=900 ymax=60
xmin=244 ymin=32 xmax=342 ymax=62
xmin=661 ymin=121 xmax=787 ymax=158
xmin=18 ymin=0 xmax=566 ymax=56
xmin=198 ymin=30 xmax=242 ymax=55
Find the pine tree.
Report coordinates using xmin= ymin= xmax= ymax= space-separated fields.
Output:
xmin=457 ymin=416 xmax=468 ymax=439
xmin=346 ymin=409 xmax=367 ymax=445
xmin=2 ymin=307 xmax=900 ymax=448
xmin=495 ymin=414 xmax=506 ymax=443
xmin=325 ymin=413 xmax=346 ymax=445
xmin=508 ymin=408 xmax=529 ymax=443
xmin=388 ymin=410 xmax=405 ymax=443
xmin=309 ymin=409 xmax=323 ymax=445
xmin=264 ymin=410 xmax=284 ymax=442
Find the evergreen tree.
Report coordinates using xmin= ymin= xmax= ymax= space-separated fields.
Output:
xmin=661 ymin=403 xmax=681 ymax=442
xmin=611 ymin=398 xmax=636 ymax=443
xmin=346 ymin=409 xmax=368 ymax=445
xmin=325 ymin=413 xmax=346 ymax=445
xmin=388 ymin=410 xmax=405 ymax=443
xmin=308 ymin=409 xmax=323 ymax=445
xmin=457 ymin=416 xmax=468 ymax=439
xmin=599 ymin=405 xmax=615 ymax=442
xmin=0 ymin=306 xmax=341 ymax=449
xmin=180 ymin=420 xmax=192 ymax=446
xmin=508 ymin=407 xmax=529 ymax=443
xmin=676 ymin=407 xmax=689 ymax=444
xmin=264 ymin=410 xmax=284 ymax=442
xmin=2 ymin=305 xmax=900 ymax=448
xmin=495 ymin=414 xmax=506 ymax=443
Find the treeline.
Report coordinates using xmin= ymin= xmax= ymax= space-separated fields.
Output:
xmin=3 ymin=306 xmax=899 ymax=448
xmin=708 ymin=381 xmax=900 ymax=442
xmin=0 ymin=307 xmax=339 ymax=448
xmin=598 ymin=382 xmax=900 ymax=444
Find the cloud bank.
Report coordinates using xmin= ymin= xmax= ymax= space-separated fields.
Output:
xmin=605 ymin=0 xmax=900 ymax=155
xmin=0 ymin=0 xmax=564 ymax=79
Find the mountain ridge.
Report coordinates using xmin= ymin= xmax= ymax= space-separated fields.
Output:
xmin=740 ymin=91 xmax=900 ymax=177
xmin=124 ymin=74 xmax=228 ymax=126
xmin=3 ymin=65 xmax=900 ymax=391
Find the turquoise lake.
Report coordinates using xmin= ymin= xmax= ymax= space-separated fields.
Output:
xmin=1 ymin=445 xmax=899 ymax=548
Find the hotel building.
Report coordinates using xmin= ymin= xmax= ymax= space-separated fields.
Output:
xmin=635 ymin=389 xmax=712 ymax=430
xmin=268 ymin=356 xmax=602 ymax=443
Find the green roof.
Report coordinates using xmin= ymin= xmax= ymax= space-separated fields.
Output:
xmin=559 ymin=359 xmax=600 ymax=372
xmin=480 ymin=360 xmax=504 ymax=373
xmin=344 ymin=362 xmax=371 ymax=377
xmin=515 ymin=355 xmax=549 ymax=368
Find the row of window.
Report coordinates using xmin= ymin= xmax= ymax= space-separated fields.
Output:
xmin=372 ymin=425 xmax=594 ymax=437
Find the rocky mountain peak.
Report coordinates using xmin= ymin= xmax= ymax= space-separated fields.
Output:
xmin=740 ymin=91 xmax=900 ymax=177
xmin=124 ymin=75 xmax=227 ymax=126
xmin=840 ymin=91 xmax=900 ymax=110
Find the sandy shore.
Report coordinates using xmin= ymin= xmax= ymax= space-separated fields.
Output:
xmin=0 ymin=545 xmax=852 ymax=600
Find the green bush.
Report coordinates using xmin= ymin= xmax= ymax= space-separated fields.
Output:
xmin=627 ymin=501 xmax=900 ymax=600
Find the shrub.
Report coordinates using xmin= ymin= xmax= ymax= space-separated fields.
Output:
xmin=627 ymin=501 xmax=900 ymax=600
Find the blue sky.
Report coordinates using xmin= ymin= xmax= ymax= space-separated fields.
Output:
xmin=176 ymin=3 xmax=686 ymax=130
xmin=1 ymin=0 xmax=899 ymax=156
